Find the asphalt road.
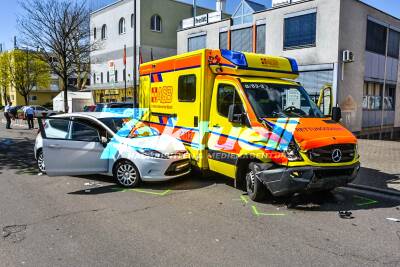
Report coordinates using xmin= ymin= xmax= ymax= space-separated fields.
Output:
xmin=1 ymin=126 xmax=400 ymax=267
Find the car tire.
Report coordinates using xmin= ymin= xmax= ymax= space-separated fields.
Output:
xmin=113 ymin=160 xmax=141 ymax=188
xmin=246 ymin=167 xmax=267 ymax=202
xmin=37 ymin=149 xmax=46 ymax=174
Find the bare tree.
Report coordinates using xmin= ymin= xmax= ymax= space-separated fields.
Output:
xmin=17 ymin=0 xmax=92 ymax=112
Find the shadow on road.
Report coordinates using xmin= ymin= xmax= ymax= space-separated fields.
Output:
xmin=0 ymin=137 xmax=38 ymax=175
xmin=255 ymin=189 xmax=400 ymax=212
xmin=353 ymin=167 xmax=400 ymax=194
xmin=68 ymin=172 xmax=233 ymax=195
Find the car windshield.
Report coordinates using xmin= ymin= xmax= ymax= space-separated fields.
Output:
xmin=99 ymin=117 xmax=160 ymax=138
xmin=99 ymin=117 xmax=134 ymax=134
xmin=242 ymin=83 xmax=323 ymax=119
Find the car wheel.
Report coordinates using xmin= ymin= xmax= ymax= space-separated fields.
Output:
xmin=246 ymin=167 xmax=267 ymax=202
xmin=113 ymin=160 xmax=141 ymax=188
xmin=37 ymin=149 xmax=46 ymax=174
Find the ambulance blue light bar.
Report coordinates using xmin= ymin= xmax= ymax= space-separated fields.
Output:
xmin=221 ymin=49 xmax=248 ymax=68
xmin=286 ymin=57 xmax=299 ymax=73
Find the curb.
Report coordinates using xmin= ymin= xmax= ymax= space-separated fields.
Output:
xmin=347 ymin=183 xmax=400 ymax=197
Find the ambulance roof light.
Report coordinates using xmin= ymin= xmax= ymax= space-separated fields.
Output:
xmin=221 ymin=49 xmax=248 ymax=68
xmin=286 ymin=57 xmax=299 ymax=73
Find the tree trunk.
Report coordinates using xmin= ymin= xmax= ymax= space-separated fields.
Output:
xmin=63 ymin=76 xmax=68 ymax=113
xmin=1 ymin=87 xmax=7 ymax=105
xmin=23 ymin=94 xmax=29 ymax=105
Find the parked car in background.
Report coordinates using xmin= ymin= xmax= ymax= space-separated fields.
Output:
xmin=30 ymin=105 xmax=58 ymax=118
xmin=95 ymin=102 xmax=134 ymax=112
xmin=84 ymin=105 xmax=97 ymax=112
xmin=34 ymin=112 xmax=191 ymax=187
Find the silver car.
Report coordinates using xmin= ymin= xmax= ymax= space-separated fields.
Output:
xmin=34 ymin=112 xmax=191 ymax=187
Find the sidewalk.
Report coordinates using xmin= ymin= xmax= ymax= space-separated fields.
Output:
xmin=350 ymin=139 xmax=400 ymax=195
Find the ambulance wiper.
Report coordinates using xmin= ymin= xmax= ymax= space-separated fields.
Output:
xmin=270 ymin=111 xmax=288 ymax=118
xmin=282 ymin=110 xmax=305 ymax=118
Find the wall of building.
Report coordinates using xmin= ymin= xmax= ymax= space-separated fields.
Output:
xmin=90 ymin=0 xmax=212 ymax=99
xmin=339 ymin=0 xmax=400 ymax=133
xmin=177 ymin=20 xmax=231 ymax=53
xmin=256 ymin=0 xmax=341 ymax=66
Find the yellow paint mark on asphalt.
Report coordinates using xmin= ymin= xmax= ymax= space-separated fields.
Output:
xmin=251 ymin=205 xmax=286 ymax=217
xmin=240 ymin=195 xmax=249 ymax=204
xmin=113 ymin=187 xmax=171 ymax=196
xmin=353 ymin=195 xmax=378 ymax=206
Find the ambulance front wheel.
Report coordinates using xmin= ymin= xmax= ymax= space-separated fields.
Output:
xmin=245 ymin=168 xmax=267 ymax=202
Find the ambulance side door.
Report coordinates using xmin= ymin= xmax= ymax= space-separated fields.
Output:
xmin=207 ymin=80 xmax=245 ymax=178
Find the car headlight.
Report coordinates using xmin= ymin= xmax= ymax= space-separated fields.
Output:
xmin=136 ymin=148 xmax=169 ymax=159
xmin=284 ymin=140 xmax=303 ymax=162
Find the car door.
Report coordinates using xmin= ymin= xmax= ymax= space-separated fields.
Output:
xmin=207 ymin=81 xmax=246 ymax=178
xmin=39 ymin=117 xmax=109 ymax=176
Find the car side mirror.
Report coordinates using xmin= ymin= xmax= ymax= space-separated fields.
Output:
xmin=228 ymin=104 xmax=245 ymax=124
xmin=100 ymin=136 xmax=109 ymax=147
xmin=332 ymin=107 xmax=342 ymax=122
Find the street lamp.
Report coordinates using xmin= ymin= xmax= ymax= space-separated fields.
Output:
xmin=133 ymin=0 xmax=137 ymax=108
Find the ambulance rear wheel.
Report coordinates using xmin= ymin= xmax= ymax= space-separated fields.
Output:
xmin=246 ymin=168 xmax=267 ymax=202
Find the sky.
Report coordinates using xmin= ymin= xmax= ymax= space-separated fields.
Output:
xmin=1 ymin=0 xmax=400 ymax=51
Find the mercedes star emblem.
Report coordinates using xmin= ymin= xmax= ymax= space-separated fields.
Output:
xmin=332 ymin=149 xmax=342 ymax=163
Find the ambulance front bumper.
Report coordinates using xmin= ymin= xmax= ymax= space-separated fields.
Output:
xmin=250 ymin=162 xmax=361 ymax=197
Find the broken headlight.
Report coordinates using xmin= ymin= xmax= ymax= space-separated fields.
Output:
xmin=284 ymin=140 xmax=303 ymax=162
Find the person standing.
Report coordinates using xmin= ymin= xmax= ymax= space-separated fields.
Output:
xmin=24 ymin=105 xmax=35 ymax=129
xmin=4 ymin=101 xmax=12 ymax=129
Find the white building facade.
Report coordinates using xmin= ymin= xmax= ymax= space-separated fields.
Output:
xmin=90 ymin=0 xmax=211 ymax=103
xmin=177 ymin=0 xmax=400 ymax=139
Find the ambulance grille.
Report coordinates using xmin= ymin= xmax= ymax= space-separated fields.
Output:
xmin=308 ymin=144 xmax=356 ymax=163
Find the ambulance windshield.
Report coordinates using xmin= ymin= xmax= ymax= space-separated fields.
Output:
xmin=242 ymin=83 xmax=323 ymax=119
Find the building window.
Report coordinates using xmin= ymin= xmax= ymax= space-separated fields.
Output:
xmin=150 ymin=14 xmax=162 ymax=32
xmin=217 ymin=84 xmax=242 ymax=118
xmin=366 ymin=20 xmax=387 ymax=55
xmin=384 ymin=85 xmax=396 ymax=110
xmin=118 ymin=18 xmax=126 ymax=34
xmin=101 ymin=24 xmax=107 ymax=40
xmin=30 ymin=95 xmax=37 ymax=101
xmin=231 ymin=27 xmax=252 ymax=52
xmin=256 ymin=24 xmax=266 ymax=54
xmin=219 ymin=31 xmax=228 ymax=50
xmin=363 ymin=82 xmax=383 ymax=110
xmin=388 ymin=29 xmax=400 ymax=58
xmin=178 ymin=75 xmax=196 ymax=102
xmin=131 ymin=14 xmax=134 ymax=28
xmin=188 ymin=35 xmax=206 ymax=52
xmin=123 ymin=69 xmax=126 ymax=81
xmin=232 ymin=1 xmax=254 ymax=25
xmin=114 ymin=70 xmax=118 ymax=83
xmin=107 ymin=71 xmax=110 ymax=83
xmin=284 ymin=13 xmax=316 ymax=49
xmin=93 ymin=73 xmax=96 ymax=84
xmin=101 ymin=72 xmax=103 ymax=84
xmin=93 ymin=27 xmax=97 ymax=40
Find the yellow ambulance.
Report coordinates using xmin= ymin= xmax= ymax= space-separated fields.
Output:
xmin=139 ymin=49 xmax=360 ymax=201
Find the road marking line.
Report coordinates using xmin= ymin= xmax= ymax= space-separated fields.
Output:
xmin=251 ymin=205 xmax=286 ymax=217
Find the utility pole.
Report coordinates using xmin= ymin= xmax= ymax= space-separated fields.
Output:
xmin=133 ymin=0 xmax=137 ymax=108
xmin=193 ymin=0 xmax=197 ymax=25
xmin=124 ymin=44 xmax=127 ymax=102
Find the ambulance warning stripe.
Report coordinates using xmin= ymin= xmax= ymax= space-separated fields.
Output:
xmin=140 ymin=54 xmax=202 ymax=76
xmin=142 ymin=119 xmax=288 ymax=165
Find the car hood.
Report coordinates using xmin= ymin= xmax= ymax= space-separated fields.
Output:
xmin=262 ymin=118 xmax=357 ymax=151
xmin=115 ymin=134 xmax=186 ymax=154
